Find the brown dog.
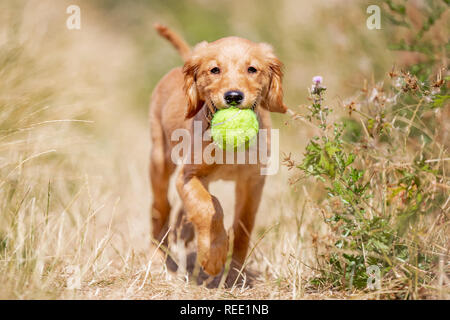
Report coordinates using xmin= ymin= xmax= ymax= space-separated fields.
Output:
xmin=149 ymin=24 xmax=286 ymax=283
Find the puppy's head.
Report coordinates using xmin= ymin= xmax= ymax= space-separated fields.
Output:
xmin=183 ymin=37 xmax=287 ymax=119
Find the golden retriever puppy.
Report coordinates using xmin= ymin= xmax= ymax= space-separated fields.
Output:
xmin=149 ymin=24 xmax=286 ymax=285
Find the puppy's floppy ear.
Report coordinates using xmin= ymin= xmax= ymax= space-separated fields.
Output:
xmin=182 ymin=57 xmax=204 ymax=119
xmin=260 ymin=44 xmax=287 ymax=113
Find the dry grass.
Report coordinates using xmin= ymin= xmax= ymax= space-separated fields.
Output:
xmin=0 ymin=0 xmax=448 ymax=299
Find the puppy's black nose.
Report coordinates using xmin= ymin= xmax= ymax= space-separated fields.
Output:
xmin=224 ymin=90 xmax=244 ymax=106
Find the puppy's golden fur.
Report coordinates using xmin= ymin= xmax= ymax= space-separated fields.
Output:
xmin=149 ymin=24 xmax=286 ymax=281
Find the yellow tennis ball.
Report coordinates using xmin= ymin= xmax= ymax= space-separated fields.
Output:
xmin=211 ymin=107 xmax=259 ymax=150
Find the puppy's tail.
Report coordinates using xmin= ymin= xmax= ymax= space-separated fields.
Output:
xmin=154 ymin=23 xmax=191 ymax=62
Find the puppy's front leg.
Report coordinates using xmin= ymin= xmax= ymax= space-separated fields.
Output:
xmin=176 ymin=167 xmax=228 ymax=276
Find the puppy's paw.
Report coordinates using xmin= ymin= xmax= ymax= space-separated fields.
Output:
xmin=197 ymin=229 xmax=228 ymax=276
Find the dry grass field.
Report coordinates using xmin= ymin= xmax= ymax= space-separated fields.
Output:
xmin=0 ymin=0 xmax=448 ymax=299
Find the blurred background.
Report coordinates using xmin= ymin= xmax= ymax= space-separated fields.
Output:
xmin=0 ymin=0 xmax=447 ymax=299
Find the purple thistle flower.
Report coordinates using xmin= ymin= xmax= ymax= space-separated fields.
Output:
xmin=313 ymin=76 xmax=323 ymax=84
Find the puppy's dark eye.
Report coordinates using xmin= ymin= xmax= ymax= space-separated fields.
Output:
xmin=210 ymin=67 xmax=220 ymax=74
xmin=248 ymin=66 xmax=257 ymax=74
